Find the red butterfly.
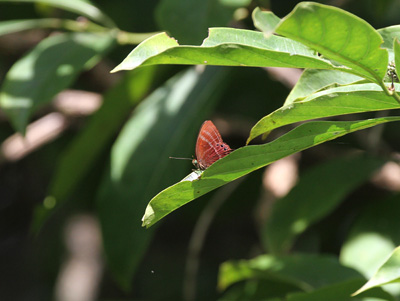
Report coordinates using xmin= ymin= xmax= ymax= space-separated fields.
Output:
xmin=192 ymin=120 xmax=232 ymax=170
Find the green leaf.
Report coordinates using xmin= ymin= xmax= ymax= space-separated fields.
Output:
xmin=263 ymin=155 xmax=385 ymax=254
xmin=155 ymin=0 xmax=236 ymax=45
xmin=353 ymin=246 xmax=400 ymax=296
xmin=0 ymin=0 xmax=115 ymax=28
xmin=340 ymin=194 xmax=400 ymax=295
xmin=379 ymin=25 xmax=400 ymax=50
xmin=142 ymin=116 xmax=400 ymax=228
xmin=285 ymin=69 xmax=362 ymax=105
xmin=287 ymin=278 xmax=394 ymax=301
xmin=252 ymin=7 xmax=281 ymax=34
xmin=112 ymin=28 xmax=346 ymax=72
xmin=247 ymin=83 xmax=400 ymax=143
xmin=0 ymin=32 xmax=114 ymax=133
xmin=394 ymin=39 xmax=400 ymax=82
xmin=220 ymin=280 xmax=299 ymax=301
xmin=31 ymin=67 xmax=157 ymax=233
xmin=218 ymin=254 xmax=361 ymax=291
xmin=96 ymin=67 xmax=231 ymax=289
xmin=275 ymin=2 xmax=388 ymax=82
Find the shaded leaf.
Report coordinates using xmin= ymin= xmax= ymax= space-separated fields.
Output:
xmin=378 ymin=25 xmax=400 ymax=61
xmin=340 ymin=193 xmax=400 ymax=295
xmin=32 ymin=68 xmax=157 ymax=233
xmin=263 ymin=155 xmax=385 ymax=254
xmin=218 ymin=254 xmax=361 ymax=291
xmin=155 ymin=0 xmax=236 ymax=45
xmin=0 ymin=0 xmax=115 ymax=28
xmin=142 ymin=116 xmax=400 ymax=228
xmin=96 ymin=67 xmax=231 ymax=289
xmin=248 ymin=83 xmax=400 ymax=143
xmin=353 ymin=246 xmax=400 ymax=296
xmin=0 ymin=32 xmax=114 ymax=133
xmin=252 ymin=7 xmax=280 ymax=34
xmin=287 ymin=278 xmax=394 ymax=301
xmin=275 ymin=2 xmax=388 ymax=82
xmin=112 ymin=28 xmax=345 ymax=72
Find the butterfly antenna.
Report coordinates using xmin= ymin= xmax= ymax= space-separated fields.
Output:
xmin=169 ymin=156 xmax=192 ymax=160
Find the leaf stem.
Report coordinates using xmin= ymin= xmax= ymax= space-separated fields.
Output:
xmin=2 ymin=18 xmax=158 ymax=46
xmin=379 ymin=80 xmax=400 ymax=104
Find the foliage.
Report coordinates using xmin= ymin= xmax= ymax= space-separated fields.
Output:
xmin=1 ymin=0 xmax=400 ymax=300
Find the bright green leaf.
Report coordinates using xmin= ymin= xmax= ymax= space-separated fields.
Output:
xmin=0 ymin=32 xmax=114 ymax=133
xmin=142 ymin=116 xmax=400 ymax=228
xmin=248 ymin=83 xmax=400 ymax=143
xmin=263 ymin=155 xmax=385 ymax=254
xmin=394 ymin=39 xmax=400 ymax=83
xmin=112 ymin=28 xmax=346 ymax=72
xmin=275 ymin=2 xmax=388 ymax=82
xmin=96 ymin=66 xmax=231 ymax=289
xmin=353 ymin=246 xmax=400 ymax=296
xmin=252 ymin=7 xmax=281 ymax=34
xmin=285 ymin=69 xmax=363 ymax=105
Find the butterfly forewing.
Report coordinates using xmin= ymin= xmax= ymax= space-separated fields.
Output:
xmin=195 ymin=120 xmax=232 ymax=170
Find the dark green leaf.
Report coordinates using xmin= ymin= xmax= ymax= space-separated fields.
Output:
xmin=287 ymin=278 xmax=394 ymax=301
xmin=275 ymin=2 xmax=388 ymax=82
xmin=0 ymin=0 xmax=115 ymax=28
xmin=155 ymin=0 xmax=236 ymax=45
xmin=96 ymin=67 xmax=231 ymax=289
xmin=340 ymin=193 xmax=400 ymax=294
xmin=32 ymin=68 xmax=157 ymax=233
xmin=142 ymin=117 xmax=400 ymax=228
xmin=263 ymin=155 xmax=385 ymax=254
xmin=0 ymin=32 xmax=114 ymax=133
xmin=218 ymin=254 xmax=361 ymax=291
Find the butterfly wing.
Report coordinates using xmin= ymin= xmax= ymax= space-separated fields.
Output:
xmin=195 ymin=120 xmax=232 ymax=170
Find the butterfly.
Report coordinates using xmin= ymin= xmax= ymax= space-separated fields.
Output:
xmin=192 ymin=120 xmax=232 ymax=170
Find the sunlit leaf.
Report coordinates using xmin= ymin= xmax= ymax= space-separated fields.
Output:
xmin=142 ymin=116 xmax=400 ymax=228
xmin=284 ymin=69 xmax=362 ymax=105
xmin=275 ymin=2 xmax=388 ymax=82
xmin=247 ymin=83 xmax=400 ymax=143
xmin=353 ymin=246 xmax=400 ymax=296
xmin=112 ymin=28 xmax=346 ymax=72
